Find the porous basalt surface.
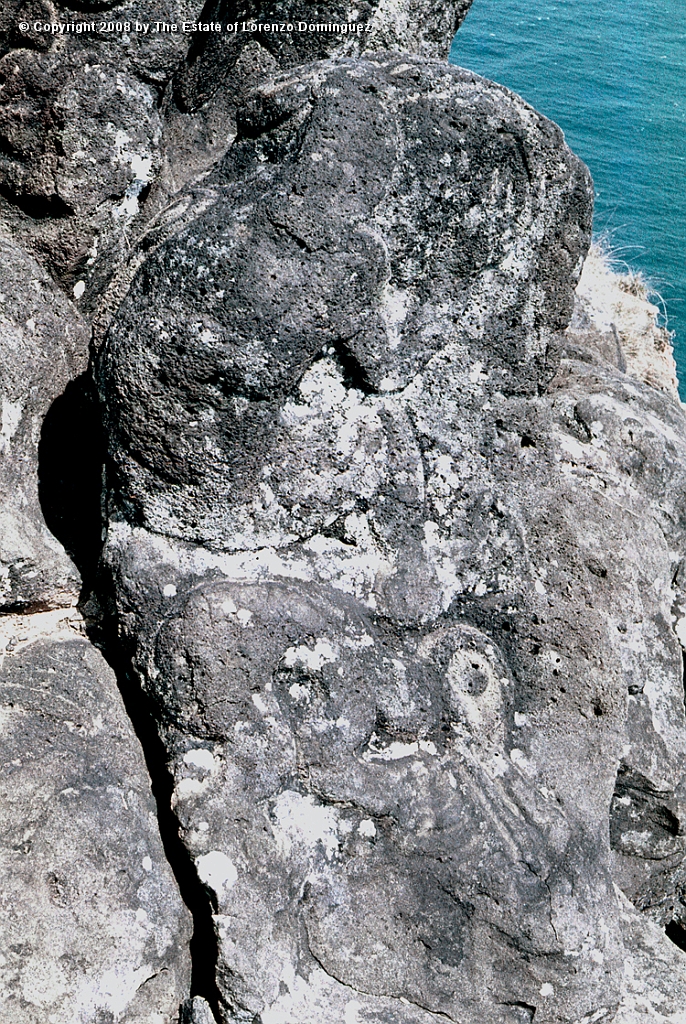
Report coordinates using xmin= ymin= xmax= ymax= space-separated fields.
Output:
xmin=99 ymin=56 xmax=591 ymax=548
xmin=0 ymin=612 xmax=192 ymax=1023
xmin=5 ymin=2 xmax=686 ymax=1022
xmin=0 ymin=0 xmax=205 ymax=302
xmin=94 ymin=50 xmax=686 ymax=1024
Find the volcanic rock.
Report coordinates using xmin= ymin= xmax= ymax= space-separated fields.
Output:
xmin=0 ymin=0 xmax=205 ymax=304
xmin=93 ymin=54 xmax=686 ymax=1024
xmin=0 ymin=609 xmax=192 ymax=1023
xmin=4 ymin=1 xmax=686 ymax=1020
xmin=99 ymin=55 xmax=592 ymax=548
xmin=156 ymin=0 xmax=475 ymax=235
xmin=0 ymin=237 xmax=88 ymax=611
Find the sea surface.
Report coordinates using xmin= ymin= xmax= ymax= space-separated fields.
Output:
xmin=450 ymin=0 xmax=686 ymax=395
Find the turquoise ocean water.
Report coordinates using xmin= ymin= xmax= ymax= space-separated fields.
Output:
xmin=450 ymin=0 xmax=686 ymax=395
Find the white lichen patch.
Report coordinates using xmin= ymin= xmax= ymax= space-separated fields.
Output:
xmin=174 ymin=777 xmax=207 ymax=800
xmin=288 ymin=683 xmax=310 ymax=703
xmin=271 ymin=791 xmax=341 ymax=860
xmin=260 ymin=965 xmax=357 ymax=1024
xmin=424 ymin=446 xmax=478 ymax=522
xmin=252 ymin=692 xmax=270 ymax=714
xmin=510 ymin=748 xmax=534 ymax=775
xmin=195 ymin=850 xmax=238 ymax=897
xmin=379 ymin=283 xmax=411 ymax=350
xmin=279 ymin=357 xmax=389 ymax=497
xmin=0 ymin=397 xmax=23 ymax=454
xmin=302 ymin=522 xmax=395 ymax=606
xmin=74 ymin=963 xmax=157 ymax=1019
xmin=420 ymin=521 xmax=466 ymax=611
xmin=20 ymin=957 xmax=69 ymax=1008
xmin=361 ymin=733 xmax=438 ymax=762
xmin=183 ymin=748 xmax=218 ymax=773
xmin=283 ymin=639 xmax=338 ymax=672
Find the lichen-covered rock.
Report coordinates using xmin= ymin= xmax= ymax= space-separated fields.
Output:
xmin=1 ymin=0 xmax=473 ymax=308
xmin=154 ymin=0 xmax=475 ymax=278
xmin=553 ymin=318 xmax=686 ymax=948
xmin=0 ymin=609 xmax=192 ymax=1023
xmin=171 ymin=0 xmax=474 ymax=118
xmin=0 ymin=0 xmax=205 ymax=303
xmin=91 ymin=53 xmax=686 ymax=1024
xmin=0 ymin=237 xmax=88 ymax=611
xmin=2 ymin=5 xmax=684 ymax=1022
xmin=99 ymin=330 xmax=686 ymax=1022
xmin=99 ymin=56 xmax=592 ymax=549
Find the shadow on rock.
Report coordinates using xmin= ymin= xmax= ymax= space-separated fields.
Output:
xmin=38 ymin=372 xmax=105 ymax=593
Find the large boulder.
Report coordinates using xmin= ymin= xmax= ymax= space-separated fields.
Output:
xmin=95 ymin=54 xmax=686 ymax=1024
xmin=0 ymin=610 xmax=192 ymax=1023
xmin=2 ymin=6 xmax=683 ymax=1023
xmin=172 ymin=0 xmax=475 ymax=115
xmin=99 ymin=55 xmax=592 ymax=548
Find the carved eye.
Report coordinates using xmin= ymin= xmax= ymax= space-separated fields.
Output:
xmin=445 ymin=644 xmax=507 ymax=735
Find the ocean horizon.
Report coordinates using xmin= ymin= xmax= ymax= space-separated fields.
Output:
xmin=450 ymin=0 xmax=686 ymax=396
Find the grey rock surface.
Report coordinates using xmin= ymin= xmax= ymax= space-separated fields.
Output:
xmin=0 ymin=610 xmax=192 ymax=1023
xmin=169 ymin=0 xmax=474 ymax=127
xmin=98 ymin=344 xmax=686 ymax=1022
xmin=3 ymin=0 xmax=686 ymax=1019
xmin=94 ymin=51 xmax=686 ymax=1023
xmin=0 ymin=0 xmax=474 ymax=313
xmin=143 ymin=0 xmax=476 ymax=261
xmin=0 ymin=0 xmax=204 ymax=304
xmin=99 ymin=56 xmax=591 ymax=549
xmin=0 ymin=237 xmax=87 ymax=611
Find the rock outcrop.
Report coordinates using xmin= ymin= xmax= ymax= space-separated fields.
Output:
xmin=0 ymin=238 xmax=87 ymax=611
xmin=0 ymin=609 xmax=192 ymax=1023
xmin=0 ymin=0 xmax=474 ymax=314
xmin=93 ymin=47 xmax=686 ymax=1024
xmin=4 ymin=2 xmax=686 ymax=1023
xmin=0 ymin=240 xmax=191 ymax=1019
xmin=0 ymin=0 xmax=205 ymax=304
xmin=568 ymin=243 xmax=679 ymax=397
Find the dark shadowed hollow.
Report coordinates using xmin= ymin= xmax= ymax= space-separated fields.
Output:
xmin=37 ymin=376 xmax=225 ymax=1017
